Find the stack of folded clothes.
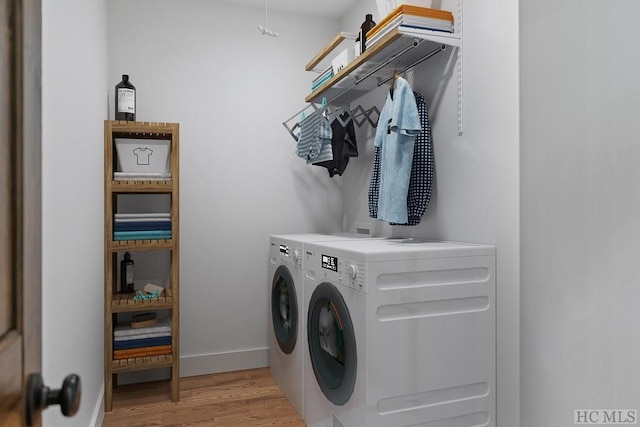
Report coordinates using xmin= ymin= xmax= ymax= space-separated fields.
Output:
xmin=114 ymin=213 xmax=171 ymax=241
xmin=113 ymin=318 xmax=172 ymax=360
xmin=312 ymin=65 xmax=334 ymax=92
xmin=366 ymin=5 xmax=454 ymax=48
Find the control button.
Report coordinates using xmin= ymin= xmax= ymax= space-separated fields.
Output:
xmin=346 ymin=264 xmax=357 ymax=280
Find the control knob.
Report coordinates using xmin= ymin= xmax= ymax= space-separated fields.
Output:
xmin=346 ymin=264 xmax=358 ymax=280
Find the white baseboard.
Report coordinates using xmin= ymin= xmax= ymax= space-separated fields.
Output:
xmin=118 ymin=347 xmax=269 ymax=382
xmin=93 ymin=347 xmax=269 ymax=422
xmin=180 ymin=347 xmax=269 ymax=377
xmin=91 ymin=384 xmax=105 ymax=427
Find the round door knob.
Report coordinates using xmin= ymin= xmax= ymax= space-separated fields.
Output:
xmin=347 ymin=264 xmax=358 ymax=280
xmin=25 ymin=373 xmax=81 ymax=426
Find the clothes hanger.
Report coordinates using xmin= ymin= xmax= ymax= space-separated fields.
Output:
xmin=319 ymin=97 xmax=332 ymax=123
xmin=390 ymin=68 xmax=399 ymax=100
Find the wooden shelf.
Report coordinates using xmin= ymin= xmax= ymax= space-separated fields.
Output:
xmin=104 ymin=120 xmax=180 ymax=411
xmin=305 ymin=26 xmax=460 ymax=106
xmin=111 ymin=354 xmax=174 ymax=373
xmin=109 ymin=239 xmax=175 ymax=252
xmin=108 ymin=120 xmax=177 ymax=137
xmin=111 ymin=180 xmax=174 ymax=193
xmin=111 ymin=289 xmax=174 ymax=312
xmin=305 ymin=31 xmax=357 ymax=72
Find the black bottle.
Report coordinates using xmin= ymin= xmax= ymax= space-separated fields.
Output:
xmin=115 ymin=74 xmax=136 ymax=121
xmin=120 ymin=252 xmax=135 ymax=292
xmin=359 ymin=14 xmax=376 ymax=54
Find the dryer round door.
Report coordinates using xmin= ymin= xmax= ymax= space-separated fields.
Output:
xmin=307 ymin=281 xmax=357 ymax=406
xmin=271 ymin=265 xmax=298 ymax=354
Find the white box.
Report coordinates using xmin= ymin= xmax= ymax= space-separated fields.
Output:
xmin=376 ymin=0 xmax=432 ymax=20
xmin=331 ymin=47 xmax=355 ymax=75
xmin=115 ymin=139 xmax=170 ymax=173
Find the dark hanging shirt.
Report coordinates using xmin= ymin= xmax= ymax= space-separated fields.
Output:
xmin=314 ymin=112 xmax=358 ymax=177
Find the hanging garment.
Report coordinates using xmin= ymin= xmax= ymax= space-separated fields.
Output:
xmin=314 ymin=112 xmax=358 ymax=177
xmin=368 ymin=76 xmax=421 ymax=224
xmin=390 ymin=92 xmax=434 ymax=225
xmin=309 ymin=116 xmax=333 ymax=164
xmin=369 ymin=91 xmax=434 ymax=225
xmin=295 ymin=109 xmax=333 ymax=164
xmin=368 ymin=146 xmax=382 ymax=219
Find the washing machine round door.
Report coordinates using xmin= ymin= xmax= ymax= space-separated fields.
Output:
xmin=271 ymin=265 xmax=298 ymax=354
xmin=307 ymin=282 xmax=357 ymax=406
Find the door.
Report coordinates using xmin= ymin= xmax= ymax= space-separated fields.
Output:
xmin=271 ymin=265 xmax=298 ymax=354
xmin=0 ymin=1 xmax=78 ymax=426
xmin=307 ymin=282 xmax=357 ymax=406
xmin=0 ymin=0 xmax=42 ymax=425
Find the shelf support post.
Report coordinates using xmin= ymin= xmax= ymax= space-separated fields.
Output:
xmin=457 ymin=0 xmax=463 ymax=135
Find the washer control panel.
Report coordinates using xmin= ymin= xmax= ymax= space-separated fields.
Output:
xmin=277 ymin=243 xmax=303 ymax=270
xmin=318 ymin=252 xmax=366 ymax=292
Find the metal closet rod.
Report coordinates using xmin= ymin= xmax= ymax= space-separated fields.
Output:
xmin=285 ymin=40 xmax=448 ymax=121
xmin=322 ymin=39 xmax=421 ymax=105
xmin=354 ymin=39 xmax=421 ymax=85
xmin=377 ymin=44 xmax=447 ymax=86
xmin=326 ymin=41 xmax=446 ymax=105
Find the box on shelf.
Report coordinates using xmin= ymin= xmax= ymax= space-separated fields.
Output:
xmin=376 ymin=0 xmax=432 ymax=20
xmin=331 ymin=47 xmax=355 ymax=75
xmin=306 ymin=31 xmax=357 ymax=73
xmin=115 ymin=138 xmax=170 ymax=173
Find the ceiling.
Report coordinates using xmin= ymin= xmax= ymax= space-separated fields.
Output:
xmin=220 ymin=0 xmax=360 ymax=19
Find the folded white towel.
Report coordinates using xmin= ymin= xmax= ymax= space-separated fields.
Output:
xmin=114 ymin=331 xmax=172 ymax=341
xmin=114 ymin=213 xmax=171 ymax=219
xmin=114 ymin=318 xmax=172 ymax=338
xmin=114 ymin=172 xmax=171 ymax=181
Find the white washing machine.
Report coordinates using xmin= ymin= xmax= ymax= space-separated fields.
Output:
xmin=268 ymin=233 xmax=386 ymax=418
xmin=303 ymin=238 xmax=496 ymax=427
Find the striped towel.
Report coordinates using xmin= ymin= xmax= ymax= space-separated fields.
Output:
xmin=295 ymin=110 xmax=333 ymax=164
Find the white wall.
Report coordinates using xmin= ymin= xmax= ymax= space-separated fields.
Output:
xmin=40 ymin=1 xmax=521 ymax=424
xmin=520 ymin=1 xmax=640 ymax=426
xmin=340 ymin=1 xmax=521 ymax=426
xmin=43 ymin=1 xmax=640 ymax=425
xmin=42 ymin=0 xmax=108 ymax=426
xmin=106 ymin=0 xmax=342 ymax=376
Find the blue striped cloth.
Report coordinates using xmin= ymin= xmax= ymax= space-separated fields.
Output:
xmin=295 ymin=110 xmax=333 ymax=164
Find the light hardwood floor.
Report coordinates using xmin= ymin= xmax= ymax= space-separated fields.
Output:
xmin=102 ymin=368 xmax=306 ymax=426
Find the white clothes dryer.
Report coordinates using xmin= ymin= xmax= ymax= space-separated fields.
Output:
xmin=268 ymin=233 xmax=386 ymax=418
xmin=303 ymin=239 xmax=496 ymax=427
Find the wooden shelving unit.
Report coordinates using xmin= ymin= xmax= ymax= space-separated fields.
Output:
xmin=305 ymin=26 xmax=460 ymax=106
xmin=104 ymin=120 xmax=180 ymax=412
xmin=302 ymin=0 xmax=464 ymax=133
